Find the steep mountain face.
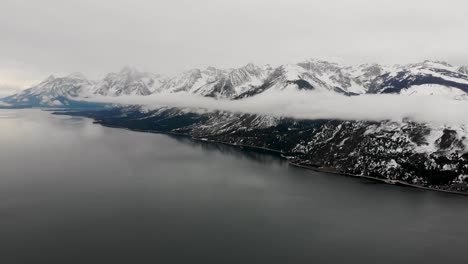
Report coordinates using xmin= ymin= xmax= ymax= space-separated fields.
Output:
xmin=225 ymin=63 xmax=271 ymax=95
xmin=161 ymin=63 xmax=272 ymax=98
xmin=161 ymin=60 xmax=381 ymax=99
xmin=236 ymin=64 xmax=321 ymax=98
xmin=295 ymin=60 xmax=387 ymax=95
xmin=93 ymin=67 xmax=168 ymax=96
xmin=161 ymin=68 xmax=204 ymax=94
xmin=275 ymin=59 xmax=468 ymax=97
xmin=58 ymin=106 xmax=468 ymax=193
xmin=370 ymin=61 xmax=468 ymax=95
xmin=344 ymin=63 xmax=388 ymax=94
xmin=458 ymin=66 xmax=468 ymax=75
xmin=238 ymin=60 xmax=468 ymax=98
xmin=1 ymin=73 xmax=93 ymax=107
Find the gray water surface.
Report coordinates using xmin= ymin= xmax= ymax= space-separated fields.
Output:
xmin=1 ymin=109 xmax=468 ymax=264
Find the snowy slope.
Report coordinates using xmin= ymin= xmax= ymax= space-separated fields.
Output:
xmin=1 ymin=73 xmax=93 ymax=107
xmin=373 ymin=61 xmax=468 ymax=95
xmin=399 ymin=84 xmax=467 ymax=97
xmin=458 ymin=66 xmax=468 ymax=75
xmin=161 ymin=63 xmax=272 ymax=98
xmin=296 ymin=59 xmax=389 ymax=95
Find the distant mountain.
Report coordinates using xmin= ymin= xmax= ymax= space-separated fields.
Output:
xmin=0 ymin=73 xmax=94 ymax=107
xmin=296 ymin=59 xmax=388 ymax=95
xmin=370 ymin=61 xmax=468 ymax=96
xmin=93 ymin=67 xmax=168 ymax=96
xmin=237 ymin=60 xmax=389 ymax=98
xmin=2 ymin=59 xmax=468 ymax=108
xmin=457 ymin=65 xmax=468 ymax=75
xmin=161 ymin=63 xmax=272 ymax=98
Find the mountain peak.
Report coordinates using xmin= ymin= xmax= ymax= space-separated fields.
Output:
xmin=243 ymin=63 xmax=257 ymax=71
xmin=458 ymin=66 xmax=468 ymax=75
xmin=41 ymin=75 xmax=56 ymax=83
xmin=300 ymin=58 xmax=339 ymax=66
xmin=276 ymin=64 xmax=308 ymax=80
xmin=421 ymin=60 xmax=453 ymax=68
xmin=205 ymin=66 xmax=221 ymax=75
xmin=182 ymin=68 xmax=202 ymax=77
xmin=66 ymin=72 xmax=87 ymax=79
xmin=119 ymin=66 xmax=140 ymax=76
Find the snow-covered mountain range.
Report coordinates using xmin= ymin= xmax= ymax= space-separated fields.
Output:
xmin=2 ymin=59 xmax=468 ymax=107
xmin=3 ymin=59 xmax=468 ymax=193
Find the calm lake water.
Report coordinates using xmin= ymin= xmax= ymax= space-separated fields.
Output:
xmin=1 ymin=109 xmax=468 ymax=264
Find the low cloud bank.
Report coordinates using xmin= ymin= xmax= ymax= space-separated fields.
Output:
xmin=85 ymin=90 xmax=468 ymax=125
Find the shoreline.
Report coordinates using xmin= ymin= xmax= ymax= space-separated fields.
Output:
xmin=59 ymin=112 xmax=468 ymax=197
xmin=287 ymin=162 xmax=468 ymax=197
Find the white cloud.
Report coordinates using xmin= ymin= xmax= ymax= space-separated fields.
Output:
xmin=85 ymin=90 xmax=468 ymax=125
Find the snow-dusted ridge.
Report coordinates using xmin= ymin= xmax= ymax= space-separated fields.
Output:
xmin=93 ymin=67 xmax=168 ymax=96
xmin=2 ymin=59 xmax=468 ymax=109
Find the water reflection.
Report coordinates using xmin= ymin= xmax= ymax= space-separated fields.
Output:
xmin=169 ymin=135 xmax=286 ymax=165
xmin=1 ymin=109 xmax=468 ymax=264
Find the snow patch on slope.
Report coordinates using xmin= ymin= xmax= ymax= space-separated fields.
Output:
xmin=400 ymin=84 xmax=466 ymax=97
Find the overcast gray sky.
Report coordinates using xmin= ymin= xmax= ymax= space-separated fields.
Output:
xmin=1 ymin=0 xmax=467 ymax=93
